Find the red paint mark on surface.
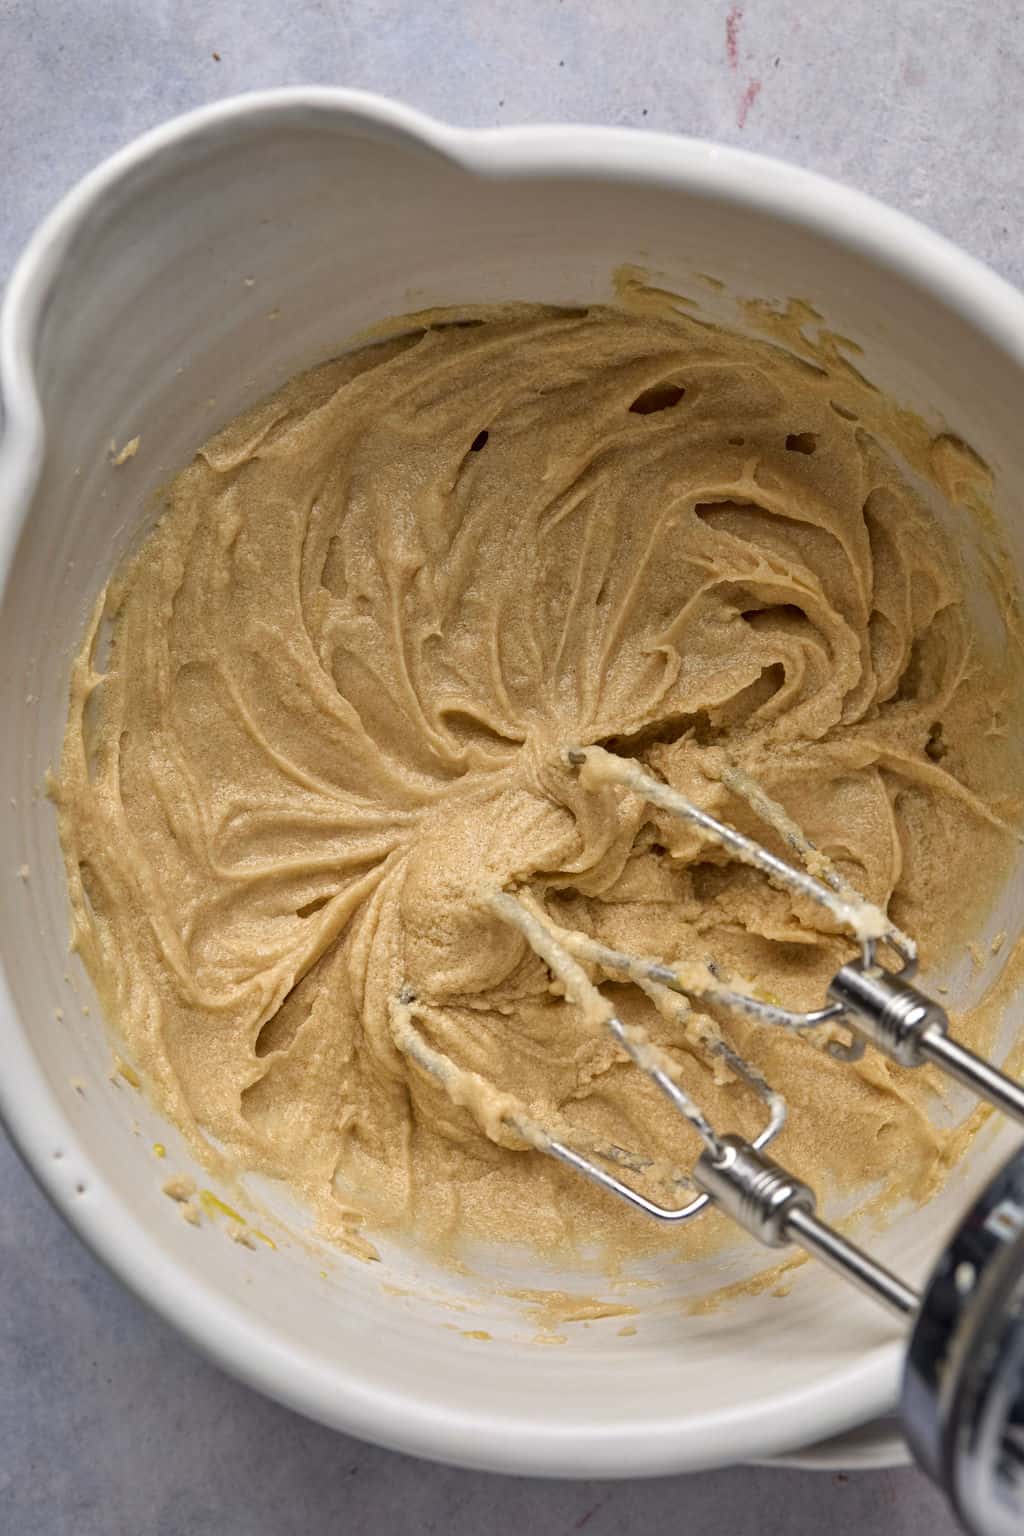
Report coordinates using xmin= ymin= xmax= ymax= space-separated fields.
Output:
xmin=725 ymin=5 xmax=743 ymax=68
xmin=737 ymin=77 xmax=761 ymax=128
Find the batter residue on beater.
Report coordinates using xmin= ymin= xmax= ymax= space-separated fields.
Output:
xmin=56 ymin=294 xmax=1023 ymax=1262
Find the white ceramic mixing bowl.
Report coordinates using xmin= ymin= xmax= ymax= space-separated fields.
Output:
xmin=3 ymin=88 xmax=1024 ymax=1476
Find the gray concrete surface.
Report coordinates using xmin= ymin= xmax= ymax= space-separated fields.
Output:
xmin=3 ymin=2 xmax=1021 ymax=1531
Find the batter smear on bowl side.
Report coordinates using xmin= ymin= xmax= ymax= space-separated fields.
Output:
xmin=56 ymin=297 xmax=1024 ymax=1264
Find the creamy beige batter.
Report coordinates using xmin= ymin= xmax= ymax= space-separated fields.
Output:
xmin=57 ymin=297 xmax=1023 ymax=1264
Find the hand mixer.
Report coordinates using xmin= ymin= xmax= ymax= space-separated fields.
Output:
xmin=392 ymin=744 xmax=1024 ymax=1535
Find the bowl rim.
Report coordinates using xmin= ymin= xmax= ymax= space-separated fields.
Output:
xmin=4 ymin=85 xmax=1024 ymax=1477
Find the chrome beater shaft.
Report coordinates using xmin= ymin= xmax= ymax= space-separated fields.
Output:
xmin=691 ymin=1133 xmax=919 ymax=1318
xmin=827 ymin=960 xmax=1024 ymax=1124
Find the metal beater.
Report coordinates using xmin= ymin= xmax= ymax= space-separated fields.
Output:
xmin=392 ymin=745 xmax=1024 ymax=1534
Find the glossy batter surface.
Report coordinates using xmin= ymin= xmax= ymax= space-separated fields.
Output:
xmin=57 ymin=301 xmax=1021 ymax=1261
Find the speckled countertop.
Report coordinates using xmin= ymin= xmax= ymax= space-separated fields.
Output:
xmin=4 ymin=3 xmax=1023 ymax=1532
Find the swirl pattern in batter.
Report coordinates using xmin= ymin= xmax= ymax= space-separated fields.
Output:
xmin=57 ymin=300 xmax=1022 ymax=1262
